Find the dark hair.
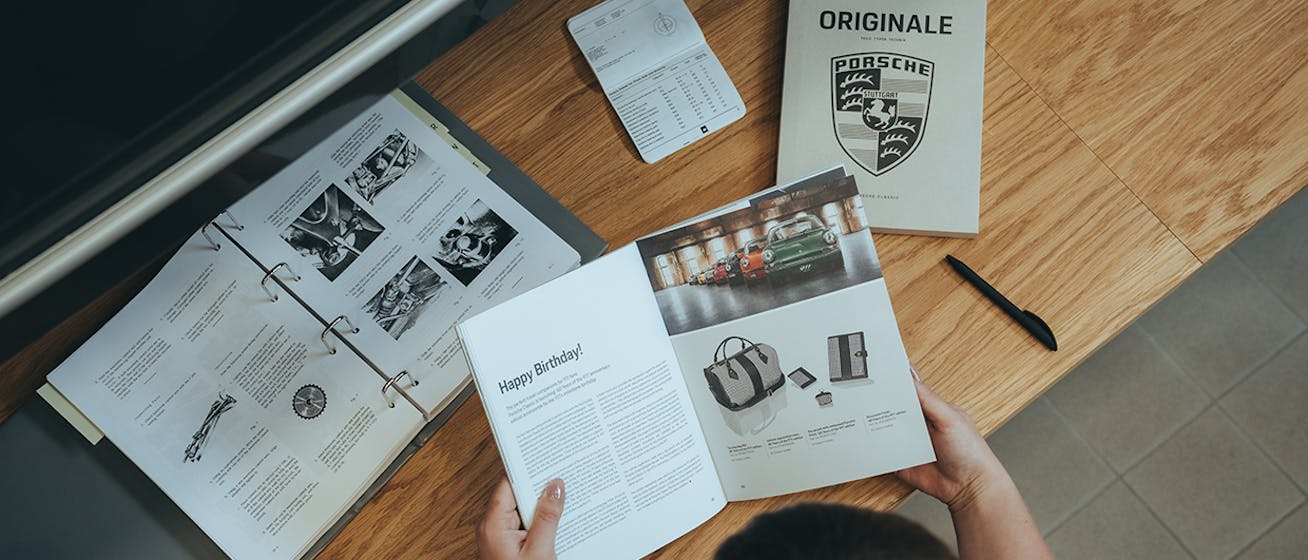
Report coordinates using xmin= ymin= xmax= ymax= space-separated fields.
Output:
xmin=715 ymin=502 xmax=955 ymax=560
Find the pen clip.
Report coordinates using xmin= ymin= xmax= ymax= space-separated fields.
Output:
xmin=1022 ymin=310 xmax=1058 ymax=351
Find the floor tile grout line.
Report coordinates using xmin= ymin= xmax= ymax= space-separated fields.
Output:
xmin=1119 ymin=477 xmax=1199 ymax=560
xmin=1228 ymin=248 xmax=1308 ymax=325
xmin=1212 ymin=329 xmax=1308 ymax=403
xmin=1136 ymin=297 xmax=1298 ymax=405
xmin=1119 ymin=400 xmax=1216 ymax=481
xmin=1114 ymin=399 xmax=1304 ymax=558
xmin=1109 ymin=328 xmax=1216 ymax=474
xmin=1207 ymin=404 xmax=1308 ymax=556
xmin=1212 ymin=401 xmax=1308 ymax=497
xmin=1227 ymin=501 xmax=1305 ymax=559
xmin=1037 ymin=474 xmax=1116 ymax=540
xmin=1036 ymin=397 xmax=1119 ymax=536
xmin=983 ymin=44 xmax=1204 ymax=265
xmin=1135 ymin=320 xmax=1220 ymax=402
xmin=1086 ymin=327 xmax=1214 ymax=475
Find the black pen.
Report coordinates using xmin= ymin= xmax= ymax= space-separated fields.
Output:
xmin=945 ymin=255 xmax=1058 ymax=351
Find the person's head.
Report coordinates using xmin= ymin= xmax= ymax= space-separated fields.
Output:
xmin=715 ymin=502 xmax=954 ymax=560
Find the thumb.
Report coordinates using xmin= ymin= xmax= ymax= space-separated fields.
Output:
xmin=523 ymin=478 xmax=565 ymax=556
xmin=913 ymin=377 xmax=961 ymax=428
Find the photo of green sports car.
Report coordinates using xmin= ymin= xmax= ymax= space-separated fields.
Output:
xmin=762 ymin=215 xmax=843 ymax=281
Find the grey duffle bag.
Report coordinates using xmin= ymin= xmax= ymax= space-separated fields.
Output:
xmin=703 ymin=336 xmax=783 ymax=411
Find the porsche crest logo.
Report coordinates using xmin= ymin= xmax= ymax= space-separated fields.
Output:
xmin=832 ymin=53 xmax=933 ymax=176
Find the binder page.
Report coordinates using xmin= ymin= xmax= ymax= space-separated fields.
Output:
xmin=47 ymin=232 xmax=426 ymax=559
xmin=224 ymin=93 xmax=581 ymax=414
xmin=634 ymin=174 xmax=935 ymax=501
xmin=568 ymin=0 xmax=745 ymax=163
xmin=459 ymin=245 xmax=724 ymax=560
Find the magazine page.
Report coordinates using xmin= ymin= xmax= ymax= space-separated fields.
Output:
xmin=47 ymin=232 xmax=427 ymax=559
xmin=635 ymin=174 xmax=935 ymax=501
xmin=223 ymin=92 xmax=582 ymax=413
xmin=459 ymin=245 xmax=724 ymax=559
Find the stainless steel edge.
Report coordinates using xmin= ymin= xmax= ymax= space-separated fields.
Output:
xmin=0 ymin=0 xmax=461 ymax=318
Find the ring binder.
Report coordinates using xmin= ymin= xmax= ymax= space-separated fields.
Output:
xmin=260 ymin=263 xmax=300 ymax=302
xmin=320 ymin=315 xmax=360 ymax=355
xmin=200 ymin=223 xmax=221 ymax=251
xmin=220 ymin=210 xmax=245 ymax=231
xmin=380 ymin=370 xmax=419 ymax=408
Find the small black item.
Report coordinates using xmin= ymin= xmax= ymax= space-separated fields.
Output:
xmin=816 ymin=391 xmax=833 ymax=407
xmin=945 ymin=255 xmax=1058 ymax=351
xmin=828 ymin=331 xmax=869 ymax=382
xmin=788 ymin=367 xmax=816 ymax=388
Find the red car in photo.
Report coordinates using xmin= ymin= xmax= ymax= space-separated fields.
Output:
xmin=736 ymin=237 xmax=769 ymax=286
xmin=711 ymin=258 xmax=730 ymax=285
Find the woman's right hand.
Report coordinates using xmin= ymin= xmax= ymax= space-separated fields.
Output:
xmin=895 ymin=370 xmax=1009 ymax=513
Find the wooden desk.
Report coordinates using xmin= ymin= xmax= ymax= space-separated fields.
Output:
xmin=3 ymin=0 xmax=1304 ymax=557
xmin=321 ymin=0 xmax=1306 ymax=557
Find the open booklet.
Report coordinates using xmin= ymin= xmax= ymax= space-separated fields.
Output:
xmin=45 ymin=86 xmax=603 ymax=559
xmin=459 ymin=166 xmax=935 ymax=559
xmin=567 ymin=0 xmax=746 ymax=163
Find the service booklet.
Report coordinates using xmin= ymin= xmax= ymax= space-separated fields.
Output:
xmin=568 ymin=0 xmax=747 ymax=163
xmin=46 ymin=89 xmax=601 ymax=559
xmin=776 ymin=0 xmax=987 ymax=237
xmin=460 ymin=167 xmax=935 ymax=559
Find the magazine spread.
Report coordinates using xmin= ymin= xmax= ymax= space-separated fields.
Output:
xmin=223 ymin=92 xmax=582 ymax=413
xmin=45 ymin=89 xmax=597 ymax=559
xmin=459 ymin=169 xmax=934 ymax=559
xmin=776 ymin=0 xmax=986 ymax=237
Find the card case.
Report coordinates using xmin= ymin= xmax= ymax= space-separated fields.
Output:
xmin=788 ymin=367 xmax=816 ymax=388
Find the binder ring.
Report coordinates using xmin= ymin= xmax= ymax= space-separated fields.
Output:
xmin=381 ymin=370 xmax=419 ymax=408
xmin=320 ymin=315 xmax=360 ymax=355
xmin=200 ymin=223 xmax=221 ymax=251
xmin=260 ymin=263 xmax=300 ymax=302
xmin=220 ymin=210 xmax=245 ymax=231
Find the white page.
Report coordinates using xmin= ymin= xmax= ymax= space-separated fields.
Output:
xmin=223 ymin=92 xmax=581 ymax=415
xmin=569 ymin=0 xmax=746 ymax=163
xmin=460 ymin=245 xmax=724 ymax=559
xmin=634 ymin=173 xmax=935 ymax=500
xmin=48 ymin=232 xmax=426 ymax=559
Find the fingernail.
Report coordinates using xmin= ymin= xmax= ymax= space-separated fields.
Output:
xmin=541 ymin=478 xmax=564 ymax=501
xmin=909 ymin=364 xmax=921 ymax=382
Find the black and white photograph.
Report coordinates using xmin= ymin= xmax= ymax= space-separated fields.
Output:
xmin=362 ymin=256 xmax=448 ymax=339
xmin=344 ymin=130 xmax=426 ymax=203
xmin=281 ymin=184 xmax=385 ymax=281
xmin=636 ymin=176 xmax=882 ymax=335
xmin=183 ymin=393 xmax=236 ymax=463
xmin=431 ymin=199 xmax=518 ymax=286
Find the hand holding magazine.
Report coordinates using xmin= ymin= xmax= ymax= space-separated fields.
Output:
xmin=458 ymin=167 xmax=935 ymax=559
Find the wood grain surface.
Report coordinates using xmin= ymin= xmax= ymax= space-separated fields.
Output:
xmin=1 ymin=0 xmax=1302 ymax=557
xmin=987 ymin=0 xmax=1308 ymax=260
xmin=326 ymin=1 xmax=1206 ymax=557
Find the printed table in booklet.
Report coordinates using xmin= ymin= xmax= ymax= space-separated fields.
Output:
xmin=459 ymin=166 xmax=935 ymax=560
xmin=568 ymin=0 xmax=746 ymax=163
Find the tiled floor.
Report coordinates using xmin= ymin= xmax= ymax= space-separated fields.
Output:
xmin=897 ymin=188 xmax=1308 ymax=559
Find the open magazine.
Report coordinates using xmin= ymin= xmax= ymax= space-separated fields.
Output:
xmin=459 ymin=166 xmax=935 ymax=559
